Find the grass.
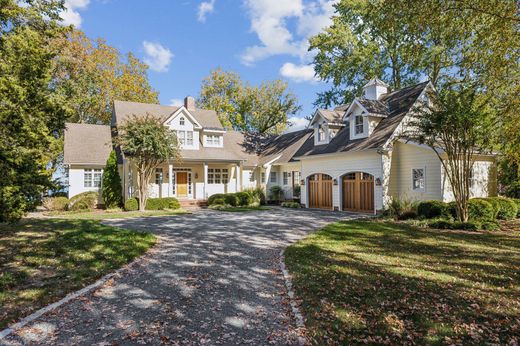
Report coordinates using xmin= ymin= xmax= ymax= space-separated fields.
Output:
xmin=285 ymin=219 xmax=520 ymax=345
xmin=44 ymin=208 xmax=190 ymax=220
xmin=0 ymin=218 xmax=156 ymax=329
xmin=213 ymin=206 xmax=271 ymax=212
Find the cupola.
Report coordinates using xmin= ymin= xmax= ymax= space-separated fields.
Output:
xmin=363 ymin=78 xmax=389 ymax=100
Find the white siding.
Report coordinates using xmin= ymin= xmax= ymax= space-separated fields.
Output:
xmin=300 ymin=151 xmax=383 ymax=210
xmin=388 ymin=142 xmax=442 ymax=201
xmin=441 ymin=158 xmax=497 ymax=202
xmin=68 ymin=165 xmax=104 ymax=203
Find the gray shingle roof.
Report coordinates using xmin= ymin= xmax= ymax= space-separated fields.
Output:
xmin=259 ymin=129 xmax=313 ymax=166
xmin=63 ymin=123 xmax=112 ymax=165
xmin=112 ymin=100 xmax=224 ymax=130
xmin=356 ymin=98 xmax=388 ymax=116
xmin=317 ymin=109 xmax=344 ymax=124
xmin=295 ymin=82 xmax=430 ymax=157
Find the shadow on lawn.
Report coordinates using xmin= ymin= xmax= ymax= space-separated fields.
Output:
xmin=285 ymin=220 xmax=520 ymax=345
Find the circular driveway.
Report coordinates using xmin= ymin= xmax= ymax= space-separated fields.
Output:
xmin=5 ymin=208 xmax=359 ymax=345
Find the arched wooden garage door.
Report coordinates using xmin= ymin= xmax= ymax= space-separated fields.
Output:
xmin=342 ymin=172 xmax=374 ymax=213
xmin=308 ymin=173 xmax=333 ymax=210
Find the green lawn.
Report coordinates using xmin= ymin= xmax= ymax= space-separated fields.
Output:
xmin=0 ymin=218 xmax=156 ymax=329
xmin=285 ymin=220 xmax=520 ymax=345
xmin=213 ymin=206 xmax=271 ymax=212
xmin=44 ymin=208 xmax=190 ymax=220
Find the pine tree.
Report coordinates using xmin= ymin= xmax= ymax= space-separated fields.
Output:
xmin=102 ymin=151 xmax=123 ymax=208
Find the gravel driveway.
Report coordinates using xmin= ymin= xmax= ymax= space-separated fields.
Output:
xmin=3 ymin=207 xmax=359 ymax=345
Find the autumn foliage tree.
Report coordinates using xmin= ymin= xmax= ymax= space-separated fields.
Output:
xmin=114 ymin=115 xmax=180 ymax=211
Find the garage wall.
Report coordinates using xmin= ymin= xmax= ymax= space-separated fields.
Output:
xmin=300 ymin=150 xmax=383 ymax=210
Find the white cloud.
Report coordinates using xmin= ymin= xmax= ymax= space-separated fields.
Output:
xmin=285 ymin=116 xmax=309 ymax=133
xmin=279 ymin=62 xmax=318 ymax=83
xmin=142 ymin=41 xmax=174 ymax=73
xmin=170 ymin=98 xmax=183 ymax=107
xmin=198 ymin=0 xmax=216 ymax=22
xmin=241 ymin=0 xmax=336 ymax=66
xmin=60 ymin=0 xmax=90 ymax=28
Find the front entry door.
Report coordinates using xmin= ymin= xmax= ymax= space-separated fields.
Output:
xmin=176 ymin=172 xmax=188 ymax=197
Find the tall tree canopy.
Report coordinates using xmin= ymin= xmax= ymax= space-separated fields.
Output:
xmin=198 ymin=68 xmax=301 ymax=135
xmin=0 ymin=0 xmax=67 ymax=222
xmin=310 ymin=0 xmax=519 ymax=108
xmin=52 ymin=30 xmax=159 ymax=124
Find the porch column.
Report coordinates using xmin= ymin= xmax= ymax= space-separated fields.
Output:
xmin=203 ymin=162 xmax=208 ymax=199
xmin=168 ymin=163 xmax=173 ymax=197
xmin=238 ymin=162 xmax=243 ymax=191
xmin=264 ymin=164 xmax=272 ymax=197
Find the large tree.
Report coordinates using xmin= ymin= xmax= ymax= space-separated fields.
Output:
xmin=114 ymin=115 xmax=180 ymax=211
xmin=52 ymin=30 xmax=159 ymax=124
xmin=310 ymin=0 xmax=519 ymax=107
xmin=198 ymin=68 xmax=301 ymax=135
xmin=0 ymin=0 xmax=68 ymax=222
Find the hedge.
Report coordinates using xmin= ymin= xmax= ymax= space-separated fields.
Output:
xmin=281 ymin=201 xmax=301 ymax=208
xmin=42 ymin=196 xmax=69 ymax=211
xmin=124 ymin=198 xmax=139 ymax=211
xmin=417 ymin=200 xmax=448 ymax=219
xmin=428 ymin=219 xmax=481 ymax=231
xmin=208 ymin=191 xmax=261 ymax=207
xmin=514 ymin=199 xmax=520 ymax=218
xmin=467 ymin=198 xmax=495 ymax=221
xmin=235 ymin=192 xmax=253 ymax=206
xmin=145 ymin=197 xmax=180 ymax=210
xmin=68 ymin=191 xmax=98 ymax=211
xmin=208 ymin=193 xmax=226 ymax=206
xmin=484 ymin=197 xmax=517 ymax=220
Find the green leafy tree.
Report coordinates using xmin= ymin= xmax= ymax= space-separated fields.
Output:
xmin=198 ymin=68 xmax=301 ymax=135
xmin=0 ymin=0 xmax=67 ymax=222
xmin=102 ymin=150 xmax=123 ymax=208
xmin=114 ymin=115 xmax=180 ymax=211
xmin=52 ymin=30 xmax=159 ymax=124
xmin=404 ymin=86 xmax=495 ymax=222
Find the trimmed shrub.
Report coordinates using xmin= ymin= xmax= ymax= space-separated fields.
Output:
xmin=428 ymin=219 xmax=481 ymax=231
xmin=485 ymin=197 xmax=517 ymax=220
xmin=145 ymin=197 xmax=180 ymax=210
xmin=281 ymin=201 xmax=301 ymax=208
xmin=397 ymin=210 xmax=418 ymax=220
xmin=446 ymin=201 xmax=457 ymax=219
xmin=417 ymin=200 xmax=448 ymax=219
xmin=513 ymin=199 xmax=520 ymax=218
xmin=208 ymin=193 xmax=226 ymax=206
xmin=224 ymin=193 xmax=239 ymax=207
xmin=211 ymin=197 xmax=226 ymax=206
xmin=269 ymin=185 xmax=284 ymax=203
xmin=124 ymin=198 xmax=139 ymax=211
xmin=428 ymin=220 xmax=453 ymax=229
xmin=244 ymin=187 xmax=266 ymax=205
xmin=235 ymin=192 xmax=253 ymax=206
xmin=68 ymin=191 xmax=98 ymax=211
xmin=102 ymin=151 xmax=123 ymax=208
xmin=42 ymin=197 xmax=69 ymax=211
xmin=481 ymin=220 xmax=500 ymax=231
xmin=209 ymin=204 xmax=231 ymax=211
xmin=468 ymin=198 xmax=495 ymax=221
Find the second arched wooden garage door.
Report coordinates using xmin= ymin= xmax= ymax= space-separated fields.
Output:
xmin=342 ymin=172 xmax=374 ymax=213
xmin=308 ymin=173 xmax=333 ymax=210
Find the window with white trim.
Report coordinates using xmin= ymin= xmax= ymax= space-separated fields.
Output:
xmin=155 ymin=168 xmax=163 ymax=184
xmin=270 ymin=171 xmax=277 ymax=183
xmin=177 ymin=130 xmax=194 ymax=146
xmin=84 ymin=169 xmax=102 ymax=188
xmin=179 ymin=117 xmax=185 ymax=126
xmin=248 ymin=171 xmax=255 ymax=182
xmin=354 ymin=115 xmax=364 ymax=135
xmin=412 ymin=168 xmax=425 ymax=191
xmin=205 ymin=134 xmax=221 ymax=146
xmin=318 ymin=125 xmax=325 ymax=142
xmin=186 ymin=131 xmax=193 ymax=146
xmin=208 ymin=168 xmax=229 ymax=184
xmin=261 ymin=172 xmax=265 ymax=183
xmin=177 ymin=130 xmax=185 ymax=145
xmin=283 ymin=172 xmax=289 ymax=185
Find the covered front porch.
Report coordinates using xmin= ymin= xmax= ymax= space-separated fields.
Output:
xmin=125 ymin=159 xmax=253 ymax=201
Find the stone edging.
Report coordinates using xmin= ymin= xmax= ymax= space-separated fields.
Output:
xmin=0 ymin=240 xmax=159 ymax=340
xmin=279 ymin=248 xmax=307 ymax=345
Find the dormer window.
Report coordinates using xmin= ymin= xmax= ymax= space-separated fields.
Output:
xmin=354 ymin=115 xmax=364 ymax=135
xmin=179 ymin=117 xmax=185 ymax=126
xmin=318 ymin=125 xmax=326 ymax=142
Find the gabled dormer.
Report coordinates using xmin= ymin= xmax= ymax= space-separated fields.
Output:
xmin=345 ymin=78 xmax=389 ymax=140
xmin=309 ymin=109 xmax=344 ymax=146
xmin=164 ymin=97 xmax=203 ymax=150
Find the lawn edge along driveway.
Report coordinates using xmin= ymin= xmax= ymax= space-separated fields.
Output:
xmin=0 ymin=218 xmax=156 ymax=331
xmin=284 ymin=219 xmax=520 ymax=344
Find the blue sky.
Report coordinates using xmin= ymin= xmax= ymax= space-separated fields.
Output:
xmin=61 ymin=0 xmax=336 ymax=131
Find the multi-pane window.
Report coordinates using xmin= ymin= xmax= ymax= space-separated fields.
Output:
xmin=292 ymin=171 xmax=301 ymax=186
xmin=177 ymin=130 xmax=185 ymax=145
xmin=249 ymin=171 xmax=255 ymax=182
xmin=261 ymin=172 xmax=266 ymax=183
xmin=270 ymin=171 xmax=277 ymax=183
xmin=155 ymin=168 xmax=163 ymax=184
xmin=354 ymin=115 xmax=364 ymax=135
xmin=283 ymin=172 xmax=289 ymax=185
xmin=179 ymin=117 xmax=185 ymax=126
xmin=206 ymin=135 xmax=221 ymax=146
xmin=318 ymin=125 xmax=325 ymax=141
xmin=412 ymin=168 xmax=425 ymax=191
xmin=186 ymin=131 xmax=193 ymax=146
xmin=84 ymin=169 xmax=102 ymax=188
xmin=208 ymin=168 xmax=229 ymax=184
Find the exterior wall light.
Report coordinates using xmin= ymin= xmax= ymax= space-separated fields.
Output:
xmin=300 ymin=179 xmax=305 ymax=185
xmin=375 ymin=177 xmax=382 ymax=186
xmin=333 ymin=178 xmax=338 ymax=185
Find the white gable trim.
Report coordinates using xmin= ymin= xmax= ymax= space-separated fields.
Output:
xmin=163 ymin=106 xmax=202 ymax=129
xmin=309 ymin=110 xmax=326 ymax=126
xmin=343 ymin=98 xmax=369 ymax=119
xmin=262 ymin=155 xmax=282 ymax=168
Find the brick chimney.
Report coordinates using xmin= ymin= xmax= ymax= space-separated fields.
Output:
xmin=184 ymin=96 xmax=196 ymax=110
